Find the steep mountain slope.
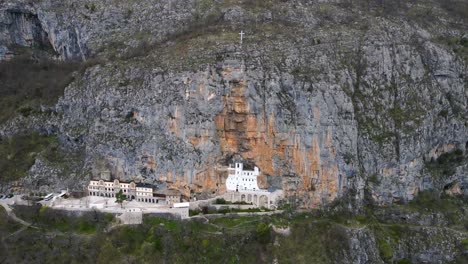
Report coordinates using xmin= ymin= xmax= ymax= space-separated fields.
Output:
xmin=0 ymin=0 xmax=466 ymax=208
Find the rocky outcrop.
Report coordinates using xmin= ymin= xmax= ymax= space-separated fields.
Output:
xmin=0 ymin=0 xmax=466 ymax=208
xmin=343 ymin=224 xmax=466 ymax=264
xmin=0 ymin=6 xmax=50 ymax=57
xmin=0 ymin=1 xmax=106 ymax=60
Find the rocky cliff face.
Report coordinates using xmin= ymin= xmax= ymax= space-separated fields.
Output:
xmin=0 ymin=2 xmax=84 ymax=60
xmin=0 ymin=0 xmax=467 ymax=208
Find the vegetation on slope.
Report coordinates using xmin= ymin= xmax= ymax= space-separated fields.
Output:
xmin=425 ymin=149 xmax=466 ymax=178
xmin=0 ymin=133 xmax=55 ymax=182
xmin=1 ymin=196 xmax=467 ymax=263
xmin=0 ymin=56 xmax=80 ymax=124
xmin=12 ymin=205 xmax=114 ymax=234
xmin=0 ymin=132 xmax=85 ymax=184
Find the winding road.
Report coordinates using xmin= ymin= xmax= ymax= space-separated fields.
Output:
xmin=0 ymin=197 xmax=39 ymax=263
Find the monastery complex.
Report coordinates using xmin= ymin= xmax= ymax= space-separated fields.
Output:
xmin=85 ymin=162 xmax=283 ymax=219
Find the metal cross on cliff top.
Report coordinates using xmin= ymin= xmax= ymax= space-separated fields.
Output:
xmin=239 ymin=30 xmax=245 ymax=45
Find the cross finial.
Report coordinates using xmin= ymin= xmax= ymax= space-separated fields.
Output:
xmin=239 ymin=30 xmax=245 ymax=45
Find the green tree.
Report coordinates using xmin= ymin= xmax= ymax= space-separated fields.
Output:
xmin=116 ymin=190 xmax=126 ymax=208
xmin=255 ymin=222 xmax=272 ymax=244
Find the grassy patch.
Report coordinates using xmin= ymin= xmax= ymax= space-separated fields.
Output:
xmin=211 ymin=216 xmax=259 ymax=228
xmin=0 ymin=56 xmax=81 ymax=124
xmin=368 ymin=173 xmax=381 ymax=186
xmin=372 ymin=224 xmax=405 ymax=261
xmin=187 ymin=220 xmax=220 ymax=233
xmin=0 ymin=133 xmax=56 ymax=182
xmin=0 ymin=132 xmax=85 ymax=183
xmin=143 ymin=216 xmax=182 ymax=232
xmin=461 ymin=238 xmax=468 ymax=250
xmin=0 ymin=206 xmax=23 ymax=233
xmin=407 ymin=190 xmax=467 ymax=213
xmin=192 ymin=205 xmax=271 ymax=216
xmin=13 ymin=205 xmax=113 ymax=234
xmin=425 ymin=149 xmax=466 ymax=178
xmin=438 ymin=0 xmax=468 ymax=22
xmin=274 ymin=220 xmax=349 ymax=263
xmin=396 ymin=259 xmax=413 ymax=264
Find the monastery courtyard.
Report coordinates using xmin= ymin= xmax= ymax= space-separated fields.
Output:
xmin=47 ymin=195 xmax=188 ymax=216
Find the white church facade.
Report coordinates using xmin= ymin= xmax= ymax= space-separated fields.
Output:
xmin=223 ymin=162 xmax=283 ymax=209
xmin=226 ymin=163 xmax=262 ymax=192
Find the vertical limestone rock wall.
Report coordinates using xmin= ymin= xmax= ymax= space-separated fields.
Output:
xmin=0 ymin=0 xmax=466 ymax=208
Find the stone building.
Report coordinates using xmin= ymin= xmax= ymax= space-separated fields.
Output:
xmin=88 ymin=179 xmax=140 ymax=200
xmin=154 ymin=189 xmax=182 ymax=205
xmin=135 ymin=183 xmax=154 ymax=201
xmin=87 ymin=176 xmax=181 ymax=205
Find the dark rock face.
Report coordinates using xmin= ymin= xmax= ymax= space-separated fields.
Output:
xmin=6 ymin=9 xmax=50 ymax=48
xmin=0 ymin=7 xmax=50 ymax=59
xmin=0 ymin=3 xmax=87 ymax=60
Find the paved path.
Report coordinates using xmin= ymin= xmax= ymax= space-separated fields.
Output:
xmin=0 ymin=197 xmax=38 ymax=263
xmin=191 ymin=210 xmax=283 ymax=219
xmin=0 ymin=204 xmax=33 ymax=228
xmin=0 ymin=197 xmax=37 ymax=229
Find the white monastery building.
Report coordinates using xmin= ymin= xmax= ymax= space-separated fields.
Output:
xmin=226 ymin=163 xmax=262 ymax=192
xmin=223 ymin=162 xmax=283 ymax=209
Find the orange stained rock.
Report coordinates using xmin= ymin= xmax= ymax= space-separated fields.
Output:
xmin=189 ymin=136 xmax=200 ymax=146
xmin=143 ymin=155 xmax=157 ymax=170
xmin=326 ymin=127 xmax=336 ymax=158
xmin=428 ymin=144 xmax=455 ymax=160
xmin=169 ymin=174 xmax=194 ymax=198
xmin=188 ymin=130 xmax=211 ymax=147
xmin=189 ymin=168 xmax=220 ymax=193
xmin=313 ymin=106 xmax=321 ymax=121
xmin=197 ymin=81 xmax=205 ymax=95
xmin=381 ymin=167 xmax=394 ymax=178
xmin=169 ymin=106 xmax=181 ymax=136
xmin=222 ymin=67 xmax=233 ymax=78
xmin=211 ymin=68 xmax=341 ymax=208
xmin=99 ymin=67 xmax=342 ymax=208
